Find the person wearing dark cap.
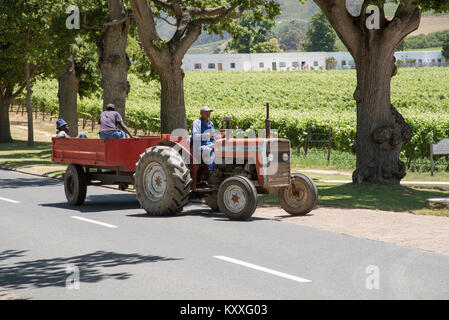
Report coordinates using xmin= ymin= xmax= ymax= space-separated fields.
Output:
xmin=56 ymin=119 xmax=87 ymax=139
xmin=98 ymin=103 xmax=134 ymax=139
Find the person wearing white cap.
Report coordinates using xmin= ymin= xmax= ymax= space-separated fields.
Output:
xmin=192 ymin=106 xmax=216 ymax=170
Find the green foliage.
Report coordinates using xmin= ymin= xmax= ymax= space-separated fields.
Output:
xmin=72 ymin=36 xmax=102 ymax=99
xmin=443 ymin=41 xmax=449 ymax=60
xmin=399 ymin=30 xmax=449 ymax=51
xmin=227 ymin=10 xmax=278 ymax=53
xmin=128 ymin=32 xmax=159 ymax=83
xmin=279 ymin=26 xmax=305 ymax=51
xmin=302 ymin=9 xmax=336 ymax=52
xmin=27 ymin=68 xmax=449 ymax=162
xmin=251 ymin=38 xmax=283 ymax=53
xmin=0 ymin=0 xmax=76 ymax=92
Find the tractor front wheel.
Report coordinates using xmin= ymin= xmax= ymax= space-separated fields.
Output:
xmin=64 ymin=164 xmax=87 ymax=206
xmin=217 ymin=176 xmax=258 ymax=221
xmin=279 ymin=173 xmax=317 ymax=216
xmin=135 ymin=146 xmax=191 ymax=216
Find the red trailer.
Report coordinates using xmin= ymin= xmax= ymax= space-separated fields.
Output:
xmin=52 ymin=136 xmax=165 ymax=205
xmin=52 ymin=136 xmax=162 ymax=173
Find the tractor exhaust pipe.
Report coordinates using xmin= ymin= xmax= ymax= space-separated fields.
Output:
xmin=265 ymin=102 xmax=271 ymax=138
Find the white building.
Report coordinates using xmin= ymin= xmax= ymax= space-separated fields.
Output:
xmin=182 ymin=50 xmax=446 ymax=72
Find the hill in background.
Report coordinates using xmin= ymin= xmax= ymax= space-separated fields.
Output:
xmin=183 ymin=0 xmax=449 ymax=54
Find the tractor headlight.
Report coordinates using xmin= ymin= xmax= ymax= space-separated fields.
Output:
xmin=282 ymin=153 xmax=289 ymax=162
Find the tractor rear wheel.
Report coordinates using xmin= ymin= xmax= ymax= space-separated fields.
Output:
xmin=279 ymin=173 xmax=317 ymax=216
xmin=135 ymin=146 xmax=191 ymax=216
xmin=64 ymin=164 xmax=87 ymax=206
xmin=217 ymin=176 xmax=258 ymax=221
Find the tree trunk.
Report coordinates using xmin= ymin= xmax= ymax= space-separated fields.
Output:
xmin=0 ymin=94 xmax=13 ymax=143
xmin=159 ymin=65 xmax=187 ymax=134
xmin=25 ymin=61 xmax=34 ymax=147
xmin=352 ymin=45 xmax=412 ymax=185
xmin=58 ymin=57 xmax=80 ymax=137
xmin=99 ymin=0 xmax=130 ymax=119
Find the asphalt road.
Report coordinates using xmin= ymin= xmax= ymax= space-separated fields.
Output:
xmin=1 ymin=169 xmax=449 ymax=300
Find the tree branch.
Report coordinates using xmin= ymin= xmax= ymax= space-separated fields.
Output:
xmin=384 ymin=0 xmax=421 ymax=43
xmin=192 ymin=4 xmax=238 ymax=25
xmin=130 ymin=0 xmax=168 ymax=68
xmin=153 ymin=0 xmax=183 ymax=19
xmin=188 ymin=6 xmax=229 ymax=17
xmin=82 ymin=15 xmax=130 ymax=31
xmin=314 ymin=0 xmax=362 ymax=57
xmin=172 ymin=22 xmax=202 ymax=61
xmin=157 ymin=13 xmax=177 ymax=26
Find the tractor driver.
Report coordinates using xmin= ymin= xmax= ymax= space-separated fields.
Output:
xmin=192 ymin=106 xmax=217 ymax=171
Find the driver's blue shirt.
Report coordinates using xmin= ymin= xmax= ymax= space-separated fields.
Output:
xmin=192 ymin=118 xmax=215 ymax=146
xmin=192 ymin=118 xmax=216 ymax=170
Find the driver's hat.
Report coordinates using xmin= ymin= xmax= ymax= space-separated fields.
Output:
xmin=200 ymin=106 xmax=213 ymax=113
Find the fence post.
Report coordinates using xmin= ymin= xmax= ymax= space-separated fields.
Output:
xmin=430 ymin=142 xmax=434 ymax=176
xmin=82 ymin=117 xmax=86 ymax=130
xmin=34 ymin=107 xmax=38 ymax=120
xmin=304 ymin=126 xmax=311 ymax=156
xmin=91 ymin=114 xmax=95 ymax=132
xmin=327 ymin=127 xmax=333 ymax=166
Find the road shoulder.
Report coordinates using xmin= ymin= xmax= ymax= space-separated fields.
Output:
xmin=255 ymin=205 xmax=449 ymax=256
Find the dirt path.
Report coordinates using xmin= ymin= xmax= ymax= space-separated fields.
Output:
xmin=13 ymin=125 xmax=53 ymax=138
xmin=254 ymin=205 xmax=449 ymax=256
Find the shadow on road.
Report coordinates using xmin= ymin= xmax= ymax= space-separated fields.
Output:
xmin=40 ymin=194 xmax=141 ymax=213
xmin=127 ymin=203 xmax=269 ymax=222
xmin=0 ymin=177 xmax=61 ymax=189
xmin=0 ymin=250 xmax=28 ymax=262
xmin=0 ymin=250 xmax=180 ymax=290
xmin=41 ymin=194 xmax=267 ymax=221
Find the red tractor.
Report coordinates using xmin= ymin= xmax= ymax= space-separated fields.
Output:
xmin=52 ymin=109 xmax=317 ymax=220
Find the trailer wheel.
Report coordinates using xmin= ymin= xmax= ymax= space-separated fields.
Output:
xmin=64 ymin=164 xmax=87 ymax=206
xmin=135 ymin=146 xmax=191 ymax=216
xmin=217 ymin=176 xmax=258 ymax=221
xmin=204 ymin=192 xmax=219 ymax=212
xmin=279 ymin=173 xmax=317 ymax=216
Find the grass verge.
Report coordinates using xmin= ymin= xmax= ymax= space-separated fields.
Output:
xmin=260 ymin=183 xmax=449 ymax=217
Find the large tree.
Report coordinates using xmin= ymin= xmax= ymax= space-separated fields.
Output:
xmin=303 ymin=9 xmax=336 ymax=52
xmin=0 ymin=0 xmax=69 ymax=144
xmin=81 ymin=0 xmax=132 ymax=119
xmin=56 ymin=38 xmax=101 ymax=137
xmin=313 ymin=0 xmax=449 ymax=184
xmin=227 ymin=10 xmax=277 ymax=53
xmin=130 ymin=0 xmax=280 ymax=133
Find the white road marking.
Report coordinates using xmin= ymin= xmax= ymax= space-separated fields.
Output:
xmin=71 ymin=216 xmax=118 ymax=228
xmin=0 ymin=196 xmax=20 ymax=204
xmin=214 ymin=255 xmax=311 ymax=283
